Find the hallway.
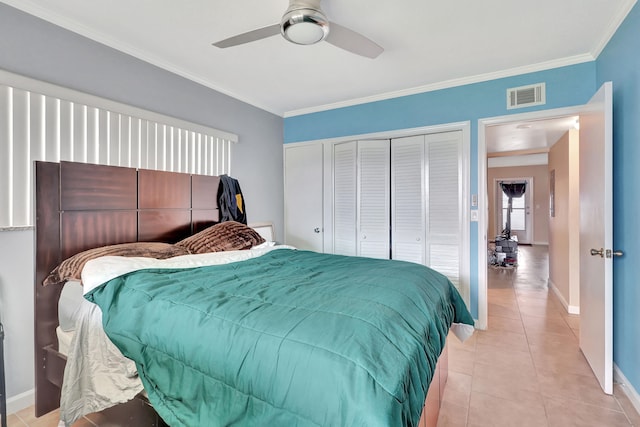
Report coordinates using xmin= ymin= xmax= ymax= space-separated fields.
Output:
xmin=437 ymin=245 xmax=640 ymax=426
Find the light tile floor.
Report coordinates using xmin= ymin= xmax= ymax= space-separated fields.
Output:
xmin=437 ymin=244 xmax=640 ymax=427
xmin=5 ymin=245 xmax=639 ymax=426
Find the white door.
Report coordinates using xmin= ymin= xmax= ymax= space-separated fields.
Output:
xmin=496 ymin=178 xmax=533 ymax=244
xmin=284 ymin=144 xmax=324 ymax=252
xmin=391 ymin=135 xmax=426 ymax=264
xmin=333 ymin=141 xmax=357 ymax=255
xmin=579 ymin=82 xmax=615 ymax=394
xmin=357 ymin=140 xmax=390 ymax=259
xmin=426 ymin=131 xmax=464 ymax=290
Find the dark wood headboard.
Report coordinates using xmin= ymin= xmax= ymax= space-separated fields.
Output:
xmin=34 ymin=160 xmax=220 ymax=416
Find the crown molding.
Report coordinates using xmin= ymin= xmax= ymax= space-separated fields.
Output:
xmin=590 ymin=0 xmax=637 ymax=59
xmin=1 ymin=0 xmax=282 ymax=116
xmin=284 ymin=54 xmax=595 ymax=117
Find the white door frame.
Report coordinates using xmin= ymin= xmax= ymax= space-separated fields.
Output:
xmin=477 ymin=106 xmax=582 ymax=329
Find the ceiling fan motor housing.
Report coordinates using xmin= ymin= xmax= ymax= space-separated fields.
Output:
xmin=281 ymin=0 xmax=329 ymax=45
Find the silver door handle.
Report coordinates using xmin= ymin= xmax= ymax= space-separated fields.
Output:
xmin=606 ymin=249 xmax=624 ymax=258
xmin=313 ymin=227 xmax=320 ymax=233
xmin=590 ymin=248 xmax=604 ymax=258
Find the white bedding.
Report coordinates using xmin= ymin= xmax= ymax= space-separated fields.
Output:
xmin=55 ymin=327 xmax=74 ymax=356
xmin=82 ymin=241 xmax=287 ymax=294
xmin=59 ymin=299 xmax=143 ymax=426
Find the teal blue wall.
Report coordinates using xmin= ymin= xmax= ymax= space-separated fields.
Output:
xmin=596 ymin=1 xmax=640 ymax=397
xmin=284 ymin=63 xmax=596 ymax=319
xmin=285 ymin=2 xmax=640 ymax=395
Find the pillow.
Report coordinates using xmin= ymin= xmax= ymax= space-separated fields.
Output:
xmin=43 ymin=242 xmax=189 ymax=286
xmin=176 ymin=221 xmax=265 ymax=254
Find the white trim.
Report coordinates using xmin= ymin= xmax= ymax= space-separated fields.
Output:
xmin=0 ymin=69 xmax=238 ymax=142
xmin=549 ymin=278 xmax=580 ymax=315
xmin=591 ymin=0 xmax=638 ymax=58
xmin=284 ymin=54 xmax=594 ymax=117
xmin=5 ymin=0 xmax=634 ymax=117
xmin=460 ymin=123 xmax=472 ymax=310
xmin=7 ymin=388 xmax=35 ymax=415
xmin=614 ymin=364 xmax=640 ymax=417
xmin=477 ymin=118 xmax=488 ymax=331
xmin=480 ymin=105 xmax=585 ymax=127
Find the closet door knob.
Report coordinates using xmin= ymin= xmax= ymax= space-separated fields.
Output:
xmin=313 ymin=227 xmax=320 ymax=233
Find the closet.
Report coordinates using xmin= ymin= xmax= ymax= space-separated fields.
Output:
xmin=284 ymin=128 xmax=468 ymax=299
xmin=332 ymin=131 xmax=463 ymax=287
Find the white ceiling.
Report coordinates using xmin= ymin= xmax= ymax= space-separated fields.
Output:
xmin=3 ymin=0 xmax=635 ymax=121
xmin=486 ymin=115 xmax=579 ymax=154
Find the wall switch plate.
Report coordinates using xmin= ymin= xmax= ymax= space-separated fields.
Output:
xmin=471 ymin=194 xmax=478 ymax=207
xmin=471 ymin=210 xmax=479 ymax=222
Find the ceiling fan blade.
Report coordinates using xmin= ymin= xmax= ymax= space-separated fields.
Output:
xmin=213 ymin=24 xmax=281 ymax=48
xmin=325 ymin=22 xmax=383 ymax=58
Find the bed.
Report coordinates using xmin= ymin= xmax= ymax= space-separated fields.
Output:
xmin=34 ymin=160 xmax=474 ymax=427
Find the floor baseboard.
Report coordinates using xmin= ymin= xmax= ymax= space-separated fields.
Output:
xmin=7 ymin=388 xmax=35 ymax=415
xmin=614 ymin=364 xmax=640 ymax=417
xmin=548 ymin=279 xmax=579 ymax=314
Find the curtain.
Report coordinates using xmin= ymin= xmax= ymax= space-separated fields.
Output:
xmin=500 ymin=183 xmax=527 ymax=199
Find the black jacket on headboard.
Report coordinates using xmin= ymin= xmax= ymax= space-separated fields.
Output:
xmin=217 ymin=175 xmax=247 ymax=224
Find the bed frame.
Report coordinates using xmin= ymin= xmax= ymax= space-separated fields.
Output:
xmin=34 ymin=160 xmax=220 ymax=424
xmin=34 ymin=160 xmax=447 ymax=426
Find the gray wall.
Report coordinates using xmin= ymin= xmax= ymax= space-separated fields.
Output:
xmin=0 ymin=2 xmax=284 ymax=408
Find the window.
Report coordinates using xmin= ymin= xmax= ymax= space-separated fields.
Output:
xmin=0 ymin=70 xmax=237 ymax=228
xmin=502 ymin=192 xmax=525 ymax=231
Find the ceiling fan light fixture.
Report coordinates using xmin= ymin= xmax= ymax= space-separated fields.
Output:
xmin=281 ymin=8 xmax=329 ymax=45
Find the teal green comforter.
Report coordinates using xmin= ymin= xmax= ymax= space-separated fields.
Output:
xmin=86 ymin=249 xmax=474 ymax=427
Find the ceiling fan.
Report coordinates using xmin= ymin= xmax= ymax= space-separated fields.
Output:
xmin=212 ymin=0 xmax=383 ymax=59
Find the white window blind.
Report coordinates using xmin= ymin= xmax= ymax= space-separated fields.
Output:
xmin=0 ymin=71 xmax=237 ymax=228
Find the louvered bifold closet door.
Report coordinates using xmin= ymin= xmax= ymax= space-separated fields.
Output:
xmin=333 ymin=141 xmax=357 ymax=255
xmin=357 ymin=140 xmax=390 ymax=259
xmin=426 ymin=131 xmax=463 ymax=288
xmin=391 ymin=135 xmax=426 ymax=264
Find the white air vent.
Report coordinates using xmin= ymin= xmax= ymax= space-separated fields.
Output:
xmin=507 ymin=83 xmax=546 ymax=109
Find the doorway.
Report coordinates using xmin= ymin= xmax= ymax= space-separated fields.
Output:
xmin=477 ymin=106 xmax=582 ymax=330
xmin=479 ymin=86 xmax=615 ymax=395
xmin=494 ymin=177 xmax=533 ymax=244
